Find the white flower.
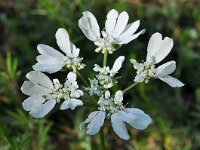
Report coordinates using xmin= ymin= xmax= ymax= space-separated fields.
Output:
xmin=78 ymin=9 xmax=145 ymax=54
xmin=21 ymin=71 xmax=83 ymax=118
xmin=33 ymin=28 xmax=85 ymax=74
xmin=86 ymin=56 xmax=125 ymax=95
xmin=80 ymin=90 xmax=151 ymax=140
xmin=130 ymin=32 xmax=184 ymax=87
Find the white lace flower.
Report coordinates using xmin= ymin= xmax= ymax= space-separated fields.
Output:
xmin=80 ymin=90 xmax=151 ymax=140
xmin=78 ymin=9 xmax=145 ymax=54
xmin=130 ymin=32 xmax=184 ymax=87
xmin=33 ymin=28 xmax=85 ymax=73
xmin=86 ymin=56 xmax=125 ymax=95
xmin=21 ymin=71 xmax=83 ymax=118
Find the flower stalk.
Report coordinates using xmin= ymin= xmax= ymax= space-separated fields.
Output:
xmin=103 ymin=52 xmax=108 ymax=67
xmin=99 ymin=51 xmax=108 ymax=149
xmin=122 ymin=82 xmax=138 ymax=95
xmin=100 ymin=128 xmax=105 ymax=150
xmin=76 ymin=70 xmax=89 ymax=87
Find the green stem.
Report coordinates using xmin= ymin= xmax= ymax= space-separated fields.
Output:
xmin=122 ymin=82 xmax=138 ymax=95
xmin=103 ymin=52 xmax=108 ymax=67
xmin=99 ymin=52 xmax=108 ymax=150
xmin=76 ymin=71 xmax=89 ymax=87
xmin=100 ymin=127 xmax=105 ymax=150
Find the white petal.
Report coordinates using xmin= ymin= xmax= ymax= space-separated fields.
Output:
xmin=30 ymin=99 xmax=56 ymax=118
xmin=60 ymin=99 xmax=83 ymax=110
xmin=67 ymin=72 xmax=77 ymax=81
xmin=86 ymin=111 xmax=106 ymax=135
xmin=78 ymin=11 xmax=100 ymax=41
xmin=37 ymin=44 xmax=64 ymax=58
xmin=21 ymin=81 xmax=50 ymax=96
xmin=123 ymin=108 xmax=152 ymax=130
xmin=105 ymin=91 xmax=110 ymax=99
xmin=114 ymin=90 xmax=123 ymax=103
xmin=80 ymin=111 xmax=99 ymax=130
xmin=36 ymin=55 xmax=62 ymax=65
xmin=105 ymin=9 xmax=119 ymax=35
xmin=155 ymin=61 xmax=176 ymax=77
xmin=110 ymin=56 xmax=125 ymax=76
xmin=130 ymin=59 xmax=139 ymax=69
xmin=93 ymin=64 xmax=101 ymax=72
xmin=159 ymin=75 xmax=184 ymax=87
xmin=71 ymin=45 xmax=80 ymax=58
xmin=155 ymin=37 xmax=173 ymax=63
xmin=33 ymin=63 xmax=62 ymax=74
xmin=118 ymin=20 xmax=140 ymax=39
xmin=134 ymin=74 xmax=144 ymax=83
xmin=72 ymin=90 xmax=83 ymax=98
xmin=111 ymin=112 xmax=130 ymax=140
xmin=78 ymin=18 xmax=97 ymax=41
xmin=146 ymin=32 xmax=162 ymax=62
xmin=116 ymin=29 xmax=145 ymax=44
xmin=26 ymin=71 xmax=53 ymax=89
xmin=83 ymin=11 xmax=100 ymax=37
xmin=22 ymin=96 xmax=46 ymax=111
xmin=55 ymin=28 xmax=72 ymax=56
xmin=112 ymin=11 xmax=129 ymax=38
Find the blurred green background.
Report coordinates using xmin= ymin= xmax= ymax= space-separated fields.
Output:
xmin=0 ymin=0 xmax=200 ymax=149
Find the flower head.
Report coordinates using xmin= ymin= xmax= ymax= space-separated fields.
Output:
xmin=33 ymin=28 xmax=85 ymax=74
xmin=21 ymin=71 xmax=83 ymax=118
xmin=130 ymin=32 xmax=184 ymax=87
xmin=80 ymin=90 xmax=151 ymax=140
xmin=86 ymin=56 xmax=125 ymax=95
xmin=79 ymin=9 xmax=145 ymax=54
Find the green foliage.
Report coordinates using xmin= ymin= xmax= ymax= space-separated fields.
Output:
xmin=0 ymin=119 xmax=31 ymax=150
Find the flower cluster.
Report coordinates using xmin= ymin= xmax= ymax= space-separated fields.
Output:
xmin=33 ymin=28 xmax=85 ymax=73
xmin=80 ymin=90 xmax=151 ymax=140
xmin=79 ymin=9 xmax=145 ymax=54
xmin=86 ymin=56 xmax=124 ymax=95
xmin=20 ymin=9 xmax=184 ymax=141
xmin=130 ymin=32 xmax=184 ymax=87
xmin=21 ymin=71 xmax=83 ymax=118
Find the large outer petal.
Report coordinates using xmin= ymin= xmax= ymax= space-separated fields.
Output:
xmin=30 ymin=99 xmax=56 ymax=118
xmin=155 ymin=61 xmax=176 ymax=77
xmin=155 ymin=37 xmax=173 ymax=63
xmin=105 ymin=9 xmax=118 ymax=35
xmin=36 ymin=55 xmax=62 ymax=65
xmin=86 ymin=111 xmax=106 ymax=135
xmin=122 ymin=108 xmax=152 ymax=130
xmin=26 ymin=71 xmax=53 ymax=89
xmin=22 ymin=96 xmax=46 ymax=111
xmin=146 ymin=32 xmax=162 ymax=62
xmin=115 ymin=29 xmax=145 ymax=44
xmin=71 ymin=44 xmax=80 ymax=58
xmin=37 ymin=44 xmax=64 ymax=59
xmin=117 ymin=20 xmax=140 ymax=39
xmin=78 ymin=11 xmax=100 ymax=41
xmin=159 ymin=75 xmax=184 ymax=87
xmin=33 ymin=63 xmax=62 ymax=74
xmin=21 ymin=81 xmax=50 ymax=96
xmin=111 ymin=112 xmax=130 ymax=140
xmin=110 ymin=56 xmax=125 ymax=76
xmin=55 ymin=28 xmax=72 ymax=56
xmin=80 ymin=111 xmax=99 ymax=130
xmin=112 ymin=11 xmax=129 ymax=38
